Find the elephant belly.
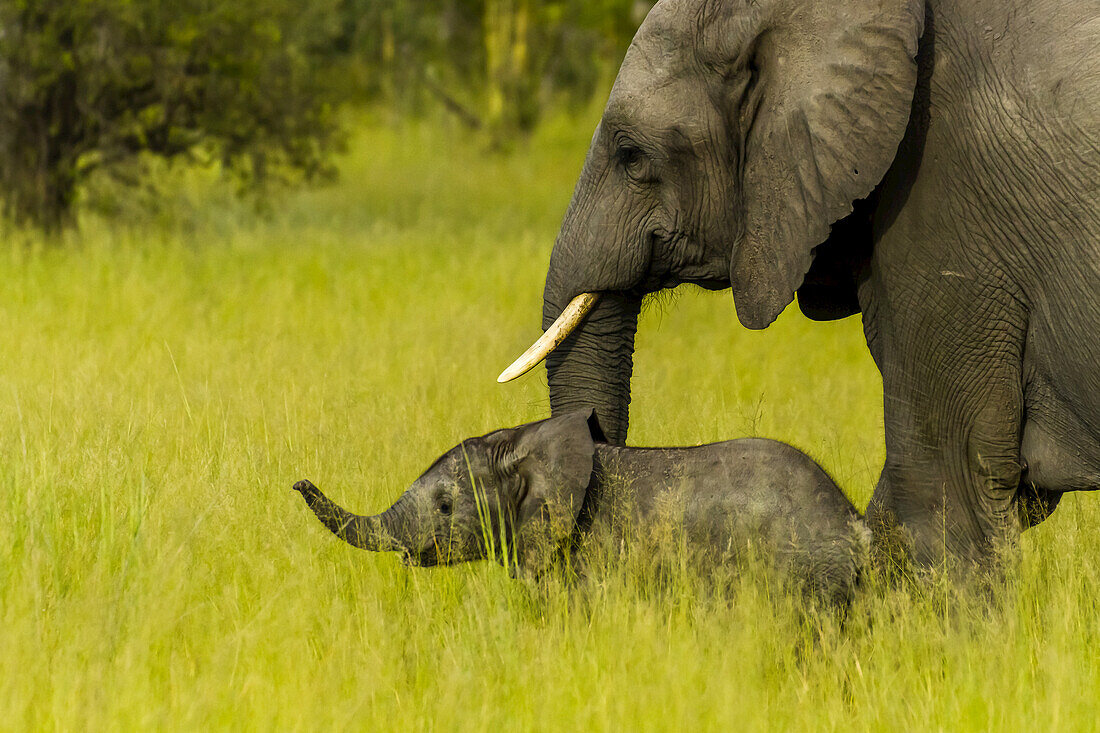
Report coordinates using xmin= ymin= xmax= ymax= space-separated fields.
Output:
xmin=1021 ymin=345 xmax=1100 ymax=493
xmin=1021 ymin=418 xmax=1100 ymax=492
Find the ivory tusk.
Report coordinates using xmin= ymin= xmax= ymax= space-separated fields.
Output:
xmin=497 ymin=293 xmax=600 ymax=383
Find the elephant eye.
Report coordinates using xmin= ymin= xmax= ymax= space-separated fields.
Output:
xmin=617 ymin=143 xmax=646 ymax=171
xmin=439 ymin=499 xmax=453 ymax=516
xmin=615 ymin=142 xmax=656 ymax=183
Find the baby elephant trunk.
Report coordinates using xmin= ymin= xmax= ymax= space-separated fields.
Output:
xmin=292 ymin=479 xmax=399 ymax=552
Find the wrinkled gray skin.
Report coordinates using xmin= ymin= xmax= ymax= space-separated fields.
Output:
xmin=293 ymin=411 xmax=869 ymax=604
xmin=540 ymin=0 xmax=1100 ymax=565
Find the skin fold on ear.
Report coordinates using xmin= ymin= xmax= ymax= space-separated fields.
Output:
xmin=502 ymin=410 xmax=598 ymax=573
xmin=724 ymin=0 xmax=924 ymax=328
xmin=796 ymin=196 xmax=876 ymax=321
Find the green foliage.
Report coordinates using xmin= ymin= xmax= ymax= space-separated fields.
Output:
xmin=337 ymin=0 xmax=652 ymax=139
xmin=1 ymin=115 xmax=1098 ymax=729
xmin=0 ymin=0 xmax=650 ymax=229
xmin=0 ymin=0 xmax=345 ymax=230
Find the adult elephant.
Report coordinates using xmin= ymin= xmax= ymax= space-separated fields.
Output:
xmin=499 ymin=0 xmax=1100 ymax=565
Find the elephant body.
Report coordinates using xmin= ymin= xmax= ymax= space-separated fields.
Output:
xmin=584 ymin=439 xmax=869 ymax=603
xmin=860 ymin=0 xmax=1100 ymax=562
xmin=293 ymin=412 xmax=869 ymax=604
xmin=527 ymin=0 xmax=1099 ymax=565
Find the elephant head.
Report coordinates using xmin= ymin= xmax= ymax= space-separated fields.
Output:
xmin=501 ymin=0 xmax=924 ymax=443
xmin=293 ymin=411 xmax=602 ymax=573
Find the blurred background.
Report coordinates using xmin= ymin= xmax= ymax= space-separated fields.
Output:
xmin=0 ymin=0 xmax=655 ymax=231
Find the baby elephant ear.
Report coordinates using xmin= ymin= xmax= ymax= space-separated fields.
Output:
xmin=508 ymin=410 xmax=598 ymax=573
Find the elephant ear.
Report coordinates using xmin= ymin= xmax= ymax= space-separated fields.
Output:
xmin=728 ymin=0 xmax=924 ymax=328
xmin=494 ymin=410 xmax=597 ymax=574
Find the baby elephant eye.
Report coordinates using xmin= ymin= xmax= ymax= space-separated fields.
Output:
xmin=439 ymin=499 xmax=453 ymax=516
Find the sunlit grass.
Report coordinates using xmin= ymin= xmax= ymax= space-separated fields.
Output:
xmin=0 ymin=110 xmax=1096 ymax=729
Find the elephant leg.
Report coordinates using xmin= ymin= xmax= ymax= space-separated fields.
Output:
xmin=863 ymin=268 xmax=1029 ymax=567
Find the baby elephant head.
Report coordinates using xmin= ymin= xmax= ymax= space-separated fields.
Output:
xmin=293 ymin=410 xmax=602 ymax=573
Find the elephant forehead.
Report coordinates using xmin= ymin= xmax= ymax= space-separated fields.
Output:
xmin=635 ymin=0 xmax=756 ymax=62
xmin=616 ymin=0 xmax=703 ymax=83
xmin=412 ymin=448 xmax=462 ymax=490
xmin=632 ymin=10 xmax=688 ymax=57
xmin=608 ymin=6 xmax=726 ymax=135
xmin=613 ymin=42 xmax=680 ymax=100
xmin=604 ymin=75 xmax=717 ymax=146
xmin=435 ymin=440 xmax=494 ymax=487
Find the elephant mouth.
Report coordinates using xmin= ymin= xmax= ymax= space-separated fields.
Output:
xmin=400 ymin=535 xmax=491 ymax=567
xmin=499 ymin=274 xmax=732 ymax=383
xmin=401 ymin=547 xmax=439 ymax=567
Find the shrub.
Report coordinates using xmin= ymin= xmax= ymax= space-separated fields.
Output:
xmin=0 ymin=0 xmax=345 ymax=230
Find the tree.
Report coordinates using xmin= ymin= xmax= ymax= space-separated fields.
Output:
xmin=0 ymin=0 xmax=345 ymax=230
xmin=336 ymin=0 xmax=652 ymax=141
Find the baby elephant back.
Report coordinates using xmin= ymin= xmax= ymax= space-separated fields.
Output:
xmin=675 ymin=438 xmax=869 ymax=605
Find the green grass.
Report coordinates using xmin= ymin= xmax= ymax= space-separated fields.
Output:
xmin=1 ymin=110 xmax=1098 ymax=730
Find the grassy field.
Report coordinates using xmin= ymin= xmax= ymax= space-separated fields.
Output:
xmin=2 ymin=110 xmax=1098 ymax=730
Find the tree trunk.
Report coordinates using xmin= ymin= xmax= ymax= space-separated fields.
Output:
xmin=484 ymin=0 xmax=507 ymax=139
xmin=1 ymin=23 xmax=80 ymax=232
xmin=484 ymin=0 xmax=535 ymax=145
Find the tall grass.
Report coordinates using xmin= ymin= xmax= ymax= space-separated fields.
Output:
xmin=1 ymin=110 xmax=1097 ymax=729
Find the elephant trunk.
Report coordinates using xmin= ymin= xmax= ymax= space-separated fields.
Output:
xmin=292 ymin=479 xmax=401 ymax=552
xmin=543 ymin=290 xmax=640 ymax=445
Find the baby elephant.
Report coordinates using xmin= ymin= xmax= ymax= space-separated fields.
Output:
xmin=293 ymin=411 xmax=869 ymax=604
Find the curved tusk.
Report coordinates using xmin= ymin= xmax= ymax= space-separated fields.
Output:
xmin=497 ymin=293 xmax=600 ymax=383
